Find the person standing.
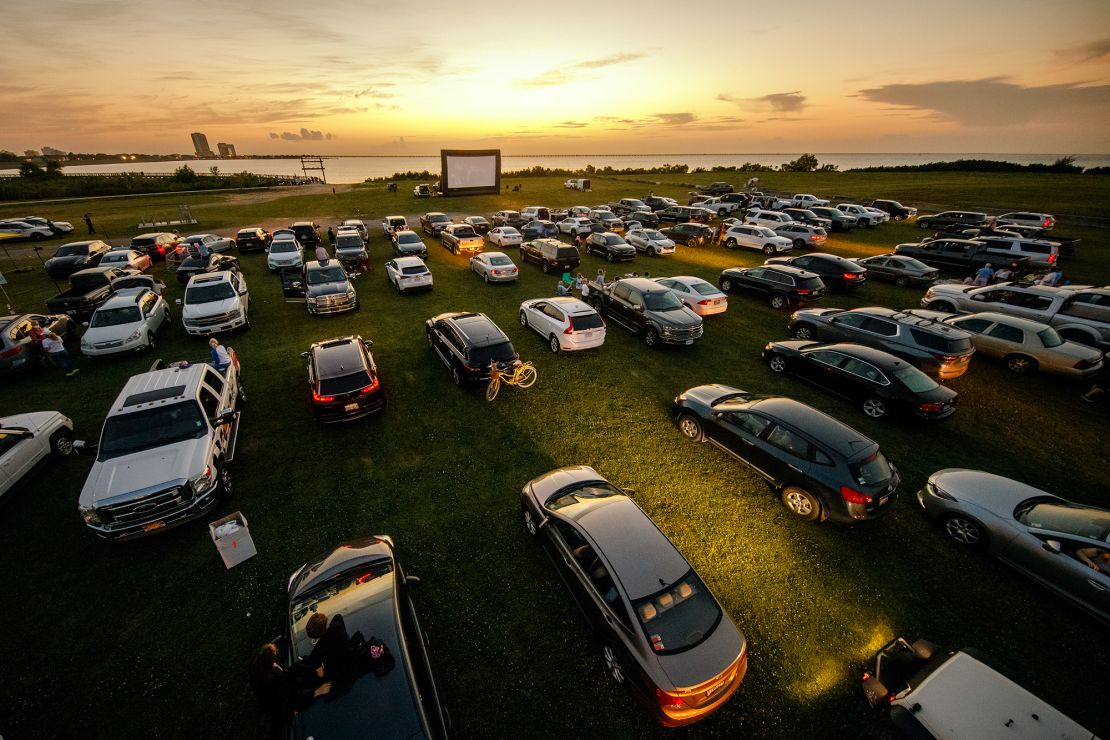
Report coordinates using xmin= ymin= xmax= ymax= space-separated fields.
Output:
xmin=972 ymin=263 xmax=994 ymax=286
xmin=42 ymin=332 xmax=78 ymax=376
xmin=327 ymin=226 xmax=335 ymax=245
xmin=84 ymin=213 xmax=95 ymax=235
xmin=716 ymin=221 xmax=727 ymax=245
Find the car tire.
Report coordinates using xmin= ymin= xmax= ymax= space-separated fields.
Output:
xmin=862 ymin=397 xmax=887 ymax=419
xmin=720 ymin=277 xmax=733 ymax=292
xmin=1005 ymin=354 xmax=1038 ymax=374
xmin=217 ymin=461 xmax=233 ymax=497
xmin=793 ymin=324 xmax=815 ymax=340
xmin=549 ymin=335 xmax=560 ymax=354
xmin=643 ymin=328 xmax=659 ymax=348
xmin=519 ymin=310 xmax=529 ymax=328
xmin=451 ymin=366 xmax=462 ymax=386
xmin=918 ymin=220 xmax=931 ymax=229
xmin=236 ymin=381 xmax=246 ymax=405
xmin=147 ymin=331 xmax=156 ymax=350
xmin=767 ymin=353 xmax=788 ymax=374
xmin=650 ymin=247 xmax=659 ymax=257
xmin=50 ymin=428 xmax=74 ymax=456
xmin=763 ymin=244 xmax=775 ymax=255
xmin=794 ymin=238 xmax=806 ymax=250
xmin=769 ymin=293 xmax=787 ymax=310
xmin=894 ymin=276 xmax=910 ymax=287
xmin=781 ymin=486 xmax=822 ymax=521
xmin=724 ymin=238 xmax=737 ymax=249
xmin=602 ymin=644 xmax=626 ymax=685
xmin=542 ymin=262 xmax=551 ymax=274
xmin=943 ymin=514 xmax=987 ymax=548
xmin=677 ymin=413 xmax=704 ymax=441
xmin=522 ymin=505 xmax=539 ymax=536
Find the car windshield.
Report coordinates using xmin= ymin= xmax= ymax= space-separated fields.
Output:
xmin=691 ymin=281 xmax=720 ymax=296
xmin=90 ymin=306 xmax=141 ymax=327
xmin=644 ymin=291 xmax=683 ymax=311
xmin=898 ymin=257 xmax=930 ymax=271
xmin=186 ymin=283 xmax=236 ymax=304
xmin=336 ymin=237 xmax=363 ymax=248
xmin=468 ymin=340 xmax=515 ymax=367
xmin=489 ymin=255 xmax=512 ymax=266
xmin=632 ymin=569 xmax=722 ymax=656
xmin=893 ymin=365 xmax=939 ymax=392
xmin=55 ymin=245 xmax=87 ymax=257
xmin=271 ymin=242 xmax=297 ymax=254
xmin=1017 ymin=502 xmax=1110 ymax=539
xmin=431 ymin=215 xmax=450 ymax=223
xmin=852 ymin=451 xmax=894 ymax=485
xmin=98 ymin=401 xmax=207 ymax=460
xmin=307 ymin=266 xmax=347 ymax=285
xmin=397 ymin=233 xmax=421 ymax=244
xmin=454 ymin=227 xmax=477 ymax=236
xmin=757 ymin=227 xmax=777 ymax=237
xmin=604 ymin=235 xmax=624 ymax=245
xmin=643 ymin=230 xmax=665 ymax=240
xmin=1037 ymin=328 xmax=1064 ymax=348
xmin=469 ymin=217 xmax=488 ymax=224
xmin=100 ymin=253 xmax=128 ymax=263
xmin=319 ymin=369 xmax=372 ymax=396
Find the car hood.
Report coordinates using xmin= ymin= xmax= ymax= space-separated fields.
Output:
xmin=306 ymin=281 xmax=352 ymax=297
xmin=652 ymin=306 xmax=702 ymax=327
xmin=928 ymin=469 xmax=1051 ymax=515
xmin=335 ymin=246 xmax=367 ymax=257
xmin=680 ymin=384 xmax=750 ymax=408
xmin=45 ymin=255 xmax=88 ymax=267
xmin=653 ymin=613 xmax=746 ymax=690
xmin=82 ymin=324 xmax=141 ymax=343
xmin=183 ymin=296 xmax=240 ymax=320
xmin=1055 ymin=341 xmax=1106 ymax=363
xmin=80 ymin=441 xmax=207 ymax=507
xmin=1 ymin=411 xmax=64 ymax=433
xmin=793 ymin=308 xmax=842 ymax=321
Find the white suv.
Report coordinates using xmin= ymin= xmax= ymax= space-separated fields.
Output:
xmin=78 ymin=358 xmax=243 ymax=540
xmin=80 ymin=289 xmax=169 ymax=356
xmin=267 ymin=238 xmax=304 ymax=271
xmin=723 ymin=224 xmax=793 ymax=255
xmin=744 ymin=208 xmax=794 ymax=229
xmin=837 ymin=203 xmax=884 ymax=227
xmin=181 ymin=271 xmax=250 ymax=336
xmin=519 ymin=297 xmax=606 ymax=353
xmin=1 ymin=411 xmax=74 ymax=497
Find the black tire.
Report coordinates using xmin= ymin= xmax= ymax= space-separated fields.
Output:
xmin=451 ymin=366 xmax=462 ymax=386
xmin=769 ymin=293 xmax=787 ymax=310
xmin=548 ymin=335 xmax=560 ymax=353
xmin=724 ymin=238 xmax=737 ymax=249
xmin=793 ymin=238 xmax=806 ymax=250
xmin=767 ymin=353 xmax=788 ymax=374
xmin=781 ymin=486 xmax=822 ymax=521
xmin=50 ymin=428 xmax=74 ymax=455
xmin=862 ymin=397 xmax=887 ymax=419
xmin=146 ymin=331 xmax=156 ymax=350
xmin=643 ymin=328 xmax=659 ymax=348
xmin=894 ymin=275 xmax=910 ymax=287
xmin=943 ymin=514 xmax=987 ymax=548
xmin=720 ymin=277 xmax=733 ymax=292
xmin=522 ymin=505 xmax=539 ymax=536
xmin=650 ymin=247 xmax=659 ymax=257
xmin=484 ymin=273 xmax=490 ymax=284
xmin=794 ymin=324 xmax=815 ymax=340
xmin=1005 ymin=354 xmax=1037 ymax=374
xmin=763 ymin=244 xmax=774 ymax=255
xmin=677 ymin=413 xmax=704 ymax=440
xmin=519 ymin=310 xmax=529 ymax=328
xmin=918 ymin=220 xmax=931 ymax=230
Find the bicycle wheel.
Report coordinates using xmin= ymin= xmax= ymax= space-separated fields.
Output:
xmin=485 ymin=376 xmax=501 ymax=401
xmin=516 ymin=365 xmax=538 ymax=388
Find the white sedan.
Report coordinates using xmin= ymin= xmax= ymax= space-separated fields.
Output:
xmin=385 ymin=256 xmax=433 ymax=294
xmin=655 ymin=276 xmax=728 ymax=316
xmin=80 ymin=289 xmax=170 ymax=356
xmin=625 ymin=228 xmax=676 ymax=256
xmin=487 ymin=226 xmax=522 ymax=247
xmin=470 ymin=252 xmax=519 ymax=283
xmin=519 ymin=297 xmax=606 ymax=353
xmin=0 ymin=411 xmax=74 ymax=498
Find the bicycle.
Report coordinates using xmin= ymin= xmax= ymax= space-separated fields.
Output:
xmin=486 ymin=359 xmax=538 ymax=401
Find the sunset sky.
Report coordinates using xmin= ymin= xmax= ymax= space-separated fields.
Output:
xmin=4 ymin=0 xmax=1109 ymax=155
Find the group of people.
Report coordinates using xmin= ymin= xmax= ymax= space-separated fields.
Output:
xmin=555 ymin=269 xmax=607 ymax=299
xmin=25 ymin=320 xmax=78 ymax=377
xmin=966 ymin=262 xmax=1062 ymax=287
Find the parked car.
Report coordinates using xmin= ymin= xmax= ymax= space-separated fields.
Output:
xmin=790 ymin=193 xmax=829 ymax=208
xmin=855 ymin=254 xmax=939 ymax=287
xmin=836 ymin=203 xmax=883 ymax=228
xmin=80 ymin=289 xmax=169 ymax=356
xmin=643 ymin=196 xmax=678 ymax=211
xmin=918 ymin=469 xmax=1110 ymax=623
xmin=674 ymin=386 xmax=900 ymax=522
xmin=557 ymin=217 xmax=592 ymax=238
xmin=491 ymin=210 xmax=526 ymax=228
xmin=333 ymin=232 xmax=368 ymax=265
xmin=998 ymin=211 xmax=1055 ymax=230
xmin=382 ymin=215 xmax=408 ymax=237
xmin=175 ymin=253 xmax=239 ymax=285
xmin=272 ymin=229 xmax=296 ymax=241
xmin=46 ymin=266 xmax=135 ymax=322
xmin=181 ymin=233 xmax=235 ymax=254
xmin=809 ymin=206 xmax=857 ymax=232
xmin=339 ymin=219 xmax=368 ymax=240
xmin=519 ymin=239 xmax=580 ymax=274
xmin=936 ymin=311 xmax=1103 ymax=376
xmin=788 ymin=307 xmax=976 ymax=380
xmin=283 ymin=536 xmax=448 ymax=739
xmin=695 ymin=197 xmax=742 ymax=217
xmin=130 ymin=232 xmax=181 ymax=260
xmin=894 ymin=238 xmax=1029 ymax=274
xmin=744 ymin=208 xmax=793 ymax=229
xmin=520 ymin=220 xmax=559 ymax=240
xmin=916 ymin=210 xmax=990 ymax=231
xmin=425 ymin=311 xmax=517 ymax=386
xmin=763 ymin=341 xmax=958 ymax=420
xmin=519 ymin=297 xmax=605 ymax=353
xmin=44 ymin=240 xmax=111 ymax=278
xmin=180 ymin=271 xmax=250 ymax=336
xmin=392 ymin=230 xmax=428 ymax=258
xmin=440 ymin=223 xmax=484 ymax=255
xmin=420 ymin=212 xmax=452 ymax=236
xmin=291 ymin=221 xmax=320 ymax=247
xmin=586 ymin=232 xmax=636 ymax=263
xmin=98 ymin=249 xmax=151 ymax=273
xmin=661 ymin=222 xmax=715 ymax=247
xmin=590 ymin=277 xmax=703 ymax=347
xmin=0 ymin=411 xmax=75 ymax=498
xmin=626 ymin=228 xmax=675 ymax=256
xmin=589 ymin=209 xmax=625 ymax=232
xmin=972 ymin=235 xmax=1060 ymax=269
xmin=470 ymin=252 xmax=518 ymax=283
xmin=301 ymin=336 xmax=384 ymax=422
xmin=463 ymin=215 xmax=491 ymax=235
xmin=699 ymin=181 xmax=734 ymax=195
xmin=266 ymin=239 xmax=304 ymax=272
xmin=413 ymin=182 xmax=434 ymax=197
xmin=386 ymin=256 xmax=433 ymax=294
xmin=303 ymin=260 xmax=358 ymax=314
xmin=722 ymin=224 xmax=793 ymax=255
xmin=765 ymin=253 xmax=866 ymax=290
xmin=520 ymin=465 xmax=748 ymax=726
xmin=781 ymin=208 xmax=833 ymax=229
xmin=235 ymin=227 xmax=271 ymax=253
xmin=869 ymin=199 xmax=917 ymax=220
xmin=773 ymin=222 xmax=827 ymax=250
xmin=862 ymin=636 xmax=1095 ymax=740
xmin=485 ymin=226 xmax=522 ymax=248
xmin=0 ymin=221 xmax=55 ymax=241
xmin=654 ymin=276 xmax=727 ymax=316
xmin=718 ymin=265 xmax=826 ymax=309
xmin=1 ymin=216 xmax=72 ymax=236
xmin=658 ymin=205 xmax=713 ymax=224
xmin=111 ymin=273 xmax=164 ymax=296
xmin=564 ymin=178 xmax=591 ymax=190
xmin=622 ymin=210 xmax=660 ymax=229
xmin=0 ymin=313 xmax=78 ymax=376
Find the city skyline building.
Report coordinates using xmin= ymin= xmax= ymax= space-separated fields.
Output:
xmin=190 ymin=132 xmax=215 ymax=158
xmin=217 ymin=142 xmax=237 ymax=158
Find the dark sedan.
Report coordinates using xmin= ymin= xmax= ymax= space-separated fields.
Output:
xmin=765 ymin=253 xmax=867 ymax=290
xmin=302 ymin=335 xmax=384 ymax=422
xmin=674 ymin=385 xmax=900 ymax=524
xmin=855 ymin=254 xmax=938 ymax=287
xmin=781 ymin=208 xmax=832 ymax=229
xmin=622 ymin=210 xmax=660 ymax=228
xmin=44 ymin=240 xmax=111 ymax=278
xmin=175 ymin=253 xmax=239 ymax=284
xmin=235 ymin=227 xmax=271 ymax=252
xmin=762 ymin=341 xmax=958 ymax=420
xmin=284 ymin=536 xmax=448 ymax=739
xmin=661 ymin=223 xmax=715 ymax=247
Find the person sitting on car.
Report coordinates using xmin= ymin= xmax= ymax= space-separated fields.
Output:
xmin=209 ymin=338 xmax=232 ymax=373
xmin=1040 ymin=267 xmax=1063 ymax=286
xmin=306 ymin=612 xmax=356 ymax=680
xmin=249 ymin=643 xmax=329 ymax=739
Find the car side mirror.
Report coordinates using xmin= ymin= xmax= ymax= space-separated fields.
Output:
xmin=212 ymin=410 xmax=236 ymax=427
xmin=632 ymin=304 xmax=643 ymax=312
xmin=1043 ymin=539 xmax=1062 ymax=554
xmin=363 ymin=340 xmax=374 ymax=350
xmin=405 ymin=575 xmax=422 ymax=586
xmin=971 ymin=294 xmax=985 ymax=301
xmin=175 ymin=298 xmax=183 ymax=305
xmin=73 ymin=439 xmax=98 ymax=454
xmin=620 ymin=487 xmax=636 ymax=497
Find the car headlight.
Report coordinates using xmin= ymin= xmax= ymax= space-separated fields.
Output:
xmin=926 ymin=481 xmax=957 ymax=501
xmin=79 ymin=506 xmax=101 ymax=525
xmin=346 ymin=290 xmax=356 ymax=299
xmin=307 ymin=296 xmax=318 ymax=305
xmin=126 ymin=328 xmax=142 ymax=342
xmin=81 ymin=338 xmax=92 ymax=349
xmin=190 ymin=466 xmax=217 ymax=495
xmin=662 ymin=326 xmax=674 ymax=335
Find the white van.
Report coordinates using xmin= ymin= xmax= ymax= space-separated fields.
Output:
xmin=862 ymin=637 xmax=1094 ymax=740
xmin=563 ymin=178 xmax=591 ymax=191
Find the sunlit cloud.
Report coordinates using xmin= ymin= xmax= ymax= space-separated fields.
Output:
xmin=515 ymin=52 xmax=645 ymax=88
xmin=269 ymin=128 xmax=334 ymax=141
xmin=1054 ymin=37 xmax=1110 ymax=65
xmin=718 ymin=91 xmax=807 ymax=113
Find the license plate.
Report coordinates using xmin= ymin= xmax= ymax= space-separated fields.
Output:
xmin=344 ymin=403 xmax=359 ymax=412
xmin=143 ymin=521 xmax=166 ymax=532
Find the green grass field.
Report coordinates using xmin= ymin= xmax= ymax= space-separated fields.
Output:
xmin=0 ymin=174 xmax=1107 ymax=739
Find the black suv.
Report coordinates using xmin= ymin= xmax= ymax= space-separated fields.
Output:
xmin=699 ymin=182 xmax=734 ymax=195
xmin=916 ymin=211 xmax=989 ymax=231
xmin=621 ymin=210 xmax=660 ymax=228
xmin=301 ymin=335 xmax=384 ymax=422
xmin=585 ymin=233 xmax=636 ymax=263
xmin=765 ymin=253 xmax=866 ymax=290
xmin=788 ymin=307 xmax=975 ymax=380
xmin=718 ymin=265 xmax=827 ymax=309
xmin=291 ymin=221 xmax=320 ymax=248
xmin=592 ymin=277 xmax=703 ymax=347
xmin=426 ymin=312 xmax=518 ymax=385
xmin=519 ymin=238 xmax=581 ymax=274
xmin=658 ymin=206 xmax=713 ymax=224
xmin=235 ymin=227 xmax=271 ymax=253
xmin=673 ymin=385 xmax=900 ymax=524
xmin=869 ymin=199 xmax=917 ymax=221
xmin=781 ymin=208 xmax=832 ymax=229
xmin=661 ymin=222 xmax=715 ymax=246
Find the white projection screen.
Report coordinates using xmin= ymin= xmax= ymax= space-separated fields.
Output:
xmin=440 ymin=149 xmax=501 ymax=196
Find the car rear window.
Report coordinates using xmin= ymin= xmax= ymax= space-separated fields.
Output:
xmin=401 ymin=266 xmax=427 ymax=276
xmin=632 ymin=569 xmax=722 ymax=656
xmin=909 ymin=328 xmax=972 ymax=354
xmin=468 ymin=340 xmax=516 ymax=367
xmin=852 ymin=451 xmax=894 ymax=486
xmin=488 ymin=255 xmax=512 ymax=266
xmin=691 ymin=282 xmax=719 ymax=296
xmin=797 ymin=276 xmax=825 ymax=290
xmin=131 ymin=237 xmax=155 ymax=247
xmin=319 ymin=370 xmax=372 ymax=396
xmin=893 ymin=365 xmax=939 ymax=393
xmin=570 ymin=313 xmax=603 ymax=331
xmin=556 ymin=247 xmax=579 ymax=260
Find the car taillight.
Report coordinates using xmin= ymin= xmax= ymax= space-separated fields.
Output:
xmin=840 ymin=486 xmax=873 ymax=504
xmin=312 ymin=391 xmax=335 ymax=403
xmin=1048 ymin=253 xmax=1057 ymax=264
xmin=158 ymin=244 xmax=167 ymax=254
xmin=918 ymin=402 xmax=944 ymax=413
xmin=844 ymin=272 xmax=860 ymax=280
xmin=563 ymin=325 xmax=574 ymax=335
xmin=0 ymin=344 xmax=24 ymax=358
xmin=655 ymin=687 xmax=687 ymax=708
xmin=796 ymin=289 xmax=811 ymax=295
xmin=697 ymin=299 xmax=713 ymax=305
xmin=1043 ymin=219 xmax=1051 ymax=227
xmin=359 ymin=377 xmax=380 ymax=394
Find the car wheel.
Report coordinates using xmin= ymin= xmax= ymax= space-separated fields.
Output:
xmin=793 ymin=324 xmax=815 ymax=340
xmin=677 ymin=413 xmax=704 ymax=441
xmin=650 ymin=247 xmax=659 ymax=257
xmin=218 ymin=462 xmax=233 ymax=497
xmin=943 ymin=514 xmax=986 ymax=547
xmin=643 ymin=328 xmax=659 ymax=348
xmin=859 ymin=220 xmax=870 ymax=229
xmin=894 ymin=275 xmax=910 ymax=287
xmin=451 ymin=366 xmax=462 ymax=386
xmin=606 ymin=252 xmax=614 ymax=263
xmin=50 ymin=428 xmax=74 ymax=455
xmin=602 ymin=644 xmax=626 ymax=685
xmin=769 ymin=293 xmax=787 ymax=310
xmin=519 ymin=310 xmax=529 ymax=328
xmin=793 ymin=239 xmax=806 ymax=250
xmin=147 ymin=331 xmax=156 ymax=349
xmin=522 ymin=505 xmax=538 ymax=536
xmin=918 ymin=220 xmax=931 ymax=229
xmin=767 ymin=353 xmax=788 ymax=374
xmin=862 ymin=397 xmax=887 ymax=419
xmin=763 ymin=244 xmax=775 ymax=255
xmin=542 ymin=262 xmax=551 ymax=274
xmin=720 ymin=277 xmax=733 ymax=292
xmin=236 ymin=381 xmax=246 ymax=405
xmin=781 ymin=486 xmax=822 ymax=521
xmin=1005 ymin=354 xmax=1037 ymax=374
xmin=483 ymin=272 xmax=490 ymax=284
xmin=549 ymin=335 xmax=560 ymax=354
xmin=724 ymin=238 xmax=737 ymax=249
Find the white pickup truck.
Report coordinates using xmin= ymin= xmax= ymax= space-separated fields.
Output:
xmin=792 ymin=193 xmax=830 ymax=208
xmin=180 ymin=271 xmax=250 ymax=336
xmin=78 ymin=357 xmax=243 ymax=540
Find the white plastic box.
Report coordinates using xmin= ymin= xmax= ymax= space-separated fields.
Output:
xmin=209 ymin=511 xmax=257 ymax=569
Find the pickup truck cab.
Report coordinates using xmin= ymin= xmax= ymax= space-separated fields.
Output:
xmin=440 ymin=224 xmax=484 ymax=255
xmin=696 ymin=197 xmax=742 ymax=216
xmin=520 ymin=206 xmax=550 ymax=222
xmin=46 ymin=266 xmax=135 ymax=322
xmin=836 ymin=204 xmax=883 ymax=228
xmin=181 ymin=271 xmax=250 ymax=336
xmin=420 ymin=212 xmax=452 ymax=236
xmin=869 ymin=199 xmax=917 ymax=220
xmin=590 ymin=277 xmax=703 ymax=348
xmin=894 ymin=239 xmax=1032 ymax=274
xmin=792 ymin=194 xmax=829 ymax=208
xmin=78 ymin=357 xmax=243 ymax=540
xmin=608 ymin=198 xmax=647 ymax=215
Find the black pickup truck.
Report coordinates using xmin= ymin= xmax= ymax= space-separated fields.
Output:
xmin=893 ymin=239 xmax=1030 ymax=274
xmin=589 ymin=277 xmax=703 ymax=348
xmin=46 ymin=266 xmax=135 ymax=321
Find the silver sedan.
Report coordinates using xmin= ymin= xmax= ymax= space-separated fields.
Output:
xmin=470 ymin=252 xmax=519 ymax=283
xmin=937 ymin=311 xmax=1104 ymax=377
xmin=918 ymin=469 xmax=1110 ymax=623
